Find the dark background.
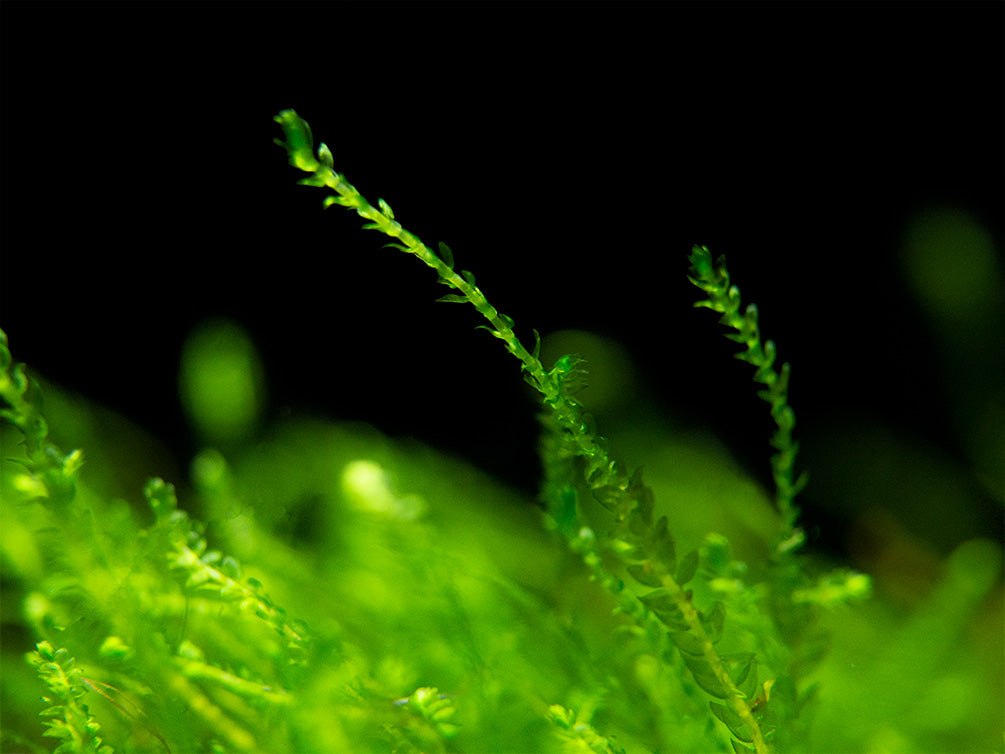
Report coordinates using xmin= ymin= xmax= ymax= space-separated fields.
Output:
xmin=2 ymin=2 xmax=1002 ymax=560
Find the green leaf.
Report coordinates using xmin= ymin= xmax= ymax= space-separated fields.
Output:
xmin=726 ymin=653 xmax=760 ymax=699
xmin=627 ymin=561 xmax=663 ymax=588
xmin=437 ymin=241 xmax=454 ymax=268
xmin=474 ymin=325 xmax=507 ymax=341
xmin=221 ymin=556 xmax=242 ymax=579
xmin=551 ymin=355 xmax=589 ymax=395
xmin=145 ymin=478 xmax=178 ymax=519
xmin=766 ymin=675 xmax=799 ymax=721
xmin=701 ymin=532 xmax=733 ymax=574
xmin=435 ymin=294 xmax=469 ymax=304
xmin=324 ymin=195 xmax=354 ymax=209
xmin=43 ymin=724 xmax=73 ymax=739
xmin=318 ymin=142 xmax=334 ymax=169
xmin=688 ymin=244 xmax=714 ymax=281
xmin=547 ymin=704 xmax=575 ymax=729
xmin=609 ymin=538 xmax=642 ymax=559
xmin=710 ymin=702 xmax=754 ymax=743
xmin=626 ymin=467 xmax=653 ymax=520
xmin=461 ymin=269 xmax=476 ymax=287
xmin=669 ymin=629 xmax=705 ymax=657
xmin=550 ymin=486 xmax=579 ymax=538
xmin=638 ymin=589 xmax=688 ymax=630
xmin=649 ymin=516 xmax=676 ymax=572
xmin=681 ymin=652 xmax=730 ymax=698
xmin=638 ymin=588 xmax=675 ymax=614
xmin=297 ymin=172 xmax=329 ymax=188
xmin=702 ymin=602 xmax=726 ymax=644
xmin=675 ymin=550 xmax=699 ymax=586
xmin=757 ymin=339 xmax=777 ymax=372
xmin=592 ymin=485 xmax=626 ymax=513
xmin=273 ymin=109 xmax=320 ymax=172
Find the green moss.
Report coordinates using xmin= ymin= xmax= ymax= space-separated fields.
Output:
xmin=0 ymin=113 xmax=999 ymax=754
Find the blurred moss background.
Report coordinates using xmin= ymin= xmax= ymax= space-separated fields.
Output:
xmin=8 ymin=305 xmax=999 ymax=751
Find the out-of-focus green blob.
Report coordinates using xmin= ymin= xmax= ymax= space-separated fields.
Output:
xmin=899 ymin=207 xmax=1004 ymax=503
xmin=900 ymin=207 xmax=1001 ymax=325
xmin=179 ymin=319 xmax=264 ymax=444
xmin=341 ymin=459 xmax=426 ymax=520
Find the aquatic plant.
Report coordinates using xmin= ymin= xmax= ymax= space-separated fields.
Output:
xmin=269 ymin=109 xmax=871 ymax=753
xmin=0 ymin=111 xmax=998 ymax=754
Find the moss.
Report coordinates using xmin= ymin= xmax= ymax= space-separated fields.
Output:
xmin=0 ymin=113 xmax=999 ymax=753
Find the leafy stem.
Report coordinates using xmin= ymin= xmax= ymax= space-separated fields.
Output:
xmin=273 ymin=110 xmax=601 ymax=451
xmin=275 ymin=110 xmax=773 ymax=752
xmin=28 ymin=642 xmax=114 ymax=754
xmin=0 ymin=331 xmax=83 ymax=506
xmin=688 ymin=246 xmax=807 ymax=555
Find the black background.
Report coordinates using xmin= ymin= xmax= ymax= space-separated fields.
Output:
xmin=2 ymin=2 xmax=1002 ymax=558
